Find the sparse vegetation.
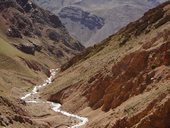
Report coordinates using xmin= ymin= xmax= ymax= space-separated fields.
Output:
xmin=151 ymin=64 xmax=157 ymax=69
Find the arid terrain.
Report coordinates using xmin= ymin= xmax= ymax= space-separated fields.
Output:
xmin=0 ymin=0 xmax=85 ymax=127
xmin=41 ymin=1 xmax=170 ymax=128
xmin=34 ymin=0 xmax=168 ymax=46
xmin=0 ymin=0 xmax=170 ymax=128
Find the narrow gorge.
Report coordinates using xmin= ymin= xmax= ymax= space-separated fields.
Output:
xmin=21 ymin=69 xmax=88 ymax=128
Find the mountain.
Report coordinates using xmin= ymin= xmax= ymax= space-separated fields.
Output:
xmin=0 ymin=1 xmax=170 ymax=128
xmin=40 ymin=1 xmax=170 ymax=128
xmin=1 ymin=0 xmax=84 ymax=63
xmin=0 ymin=0 xmax=84 ymax=127
xmin=33 ymin=0 xmax=167 ymax=46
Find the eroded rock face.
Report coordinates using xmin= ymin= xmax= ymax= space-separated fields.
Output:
xmin=59 ymin=6 xmax=104 ymax=30
xmin=50 ymin=31 xmax=170 ymax=128
xmin=33 ymin=0 xmax=167 ymax=46
xmin=0 ymin=96 xmax=31 ymax=127
xmin=17 ymin=43 xmax=35 ymax=55
xmin=47 ymin=2 xmax=170 ymax=128
xmin=58 ymin=6 xmax=105 ymax=44
xmin=12 ymin=39 xmax=42 ymax=55
xmin=0 ymin=95 xmax=51 ymax=128
xmin=19 ymin=57 xmax=51 ymax=76
xmin=0 ymin=0 xmax=84 ymax=63
xmin=110 ymin=95 xmax=170 ymax=128
xmin=117 ymin=2 xmax=170 ymax=45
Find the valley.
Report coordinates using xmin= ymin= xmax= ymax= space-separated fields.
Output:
xmin=34 ymin=0 xmax=168 ymax=46
xmin=0 ymin=0 xmax=170 ymax=128
xmin=40 ymin=1 xmax=170 ymax=128
xmin=21 ymin=68 xmax=88 ymax=128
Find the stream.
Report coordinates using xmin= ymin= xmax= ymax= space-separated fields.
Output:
xmin=21 ymin=69 xmax=88 ymax=128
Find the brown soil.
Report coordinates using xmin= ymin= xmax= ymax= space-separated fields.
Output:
xmin=42 ymin=2 xmax=170 ymax=128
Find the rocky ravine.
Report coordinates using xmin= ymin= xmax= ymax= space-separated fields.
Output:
xmin=0 ymin=1 xmax=170 ymax=128
xmin=0 ymin=0 xmax=84 ymax=64
xmin=0 ymin=0 xmax=85 ymax=127
xmin=21 ymin=69 xmax=88 ymax=128
xmin=40 ymin=1 xmax=170 ymax=128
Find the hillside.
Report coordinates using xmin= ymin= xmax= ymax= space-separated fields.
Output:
xmin=34 ymin=0 xmax=168 ymax=46
xmin=41 ymin=1 xmax=170 ymax=128
xmin=0 ymin=0 xmax=84 ymax=127
xmin=0 ymin=0 xmax=84 ymax=63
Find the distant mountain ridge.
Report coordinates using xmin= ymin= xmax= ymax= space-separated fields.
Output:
xmin=33 ymin=0 xmax=168 ymax=46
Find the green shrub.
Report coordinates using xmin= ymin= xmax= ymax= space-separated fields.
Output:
xmin=151 ymin=64 xmax=157 ymax=69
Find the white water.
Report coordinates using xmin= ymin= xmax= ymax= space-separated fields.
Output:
xmin=21 ymin=69 xmax=88 ymax=128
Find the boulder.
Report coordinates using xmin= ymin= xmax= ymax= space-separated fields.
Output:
xmin=17 ymin=43 xmax=35 ymax=55
xmin=7 ymin=26 xmax=22 ymax=38
xmin=48 ymin=31 xmax=61 ymax=42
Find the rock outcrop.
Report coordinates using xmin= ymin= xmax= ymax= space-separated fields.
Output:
xmin=59 ymin=6 xmax=104 ymax=30
xmin=0 ymin=0 xmax=84 ymax=62
xmin=0 ymin=96 xmax=49 ymax=128
xmin=17 ymin=43 xmax=35 ymax=55
xmin=20 ymin=57 xmax=51 ymax=76
xmin=0 ymin=96 xmax=29 ymax=126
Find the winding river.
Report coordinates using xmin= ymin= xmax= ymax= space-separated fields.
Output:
xmin=21 ymin=69 xmax=88 ymax=128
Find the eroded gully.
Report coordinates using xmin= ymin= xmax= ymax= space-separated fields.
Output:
xmin=21 ymin=69 xmax=88 ymax=128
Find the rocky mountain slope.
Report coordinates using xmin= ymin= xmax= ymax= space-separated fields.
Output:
xmin=34 ymin=0 xmax=168 ymax=46
xmin=40 ymin=1 xmax=170 ymax=128
xmin=0 ymin=0 xmax=84 ymax=63
xmin=0 ymin=0 xmax=84 ymax=127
